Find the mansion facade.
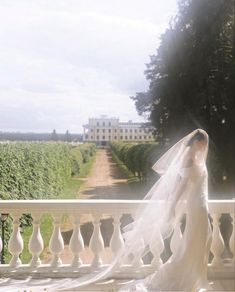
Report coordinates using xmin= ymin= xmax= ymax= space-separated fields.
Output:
xmin=82 ymin=115 xmax=155 ymax=146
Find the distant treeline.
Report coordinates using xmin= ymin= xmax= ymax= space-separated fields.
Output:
xmin=0 ymin=130 xmax=83 ymax=142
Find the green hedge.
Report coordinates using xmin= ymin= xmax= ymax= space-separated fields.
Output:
xmin=0 ymin=142 xmax=96 ymax=200
xmin=71 ymin=143 xmax=96 ymax=176
xmin=0 ymin=141 xmax=96 ymax=259
xmin=110 ymin=141 xmax=222 ymax=195
xmin=110 ymin=141 xmax=165 ymax=181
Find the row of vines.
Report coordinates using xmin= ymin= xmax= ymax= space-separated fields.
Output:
xmin=0 ymin=142 xmax=96 ymax=200
xmin=0 ymin=141 xmax=96 ymax=260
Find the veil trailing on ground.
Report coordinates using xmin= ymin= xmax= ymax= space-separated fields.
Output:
xmin=52 ymin=129 xmax=209 ymax=291
xmin=0 ymin=129 xmax=209 ymax=292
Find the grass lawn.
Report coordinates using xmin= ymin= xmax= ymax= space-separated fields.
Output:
xmin=5 ymin=153 xmax=97 ymax=264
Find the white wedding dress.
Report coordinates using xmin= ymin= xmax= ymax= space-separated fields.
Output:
xmin=118 ymin=163 xmax=213 ymax=292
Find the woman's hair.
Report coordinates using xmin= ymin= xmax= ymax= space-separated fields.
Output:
xmin=186 ymin=130 xmax=206 ymax=146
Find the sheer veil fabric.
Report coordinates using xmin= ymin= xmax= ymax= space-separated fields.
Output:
xmin=0 ymin=128 xmax=212 ymax=292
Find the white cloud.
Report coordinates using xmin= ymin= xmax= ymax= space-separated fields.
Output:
xmin=0 ymin=0 xmax=178 ymax=133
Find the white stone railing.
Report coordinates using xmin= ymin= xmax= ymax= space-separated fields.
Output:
xmin=0 ymin=199 xmax=234 ymax=279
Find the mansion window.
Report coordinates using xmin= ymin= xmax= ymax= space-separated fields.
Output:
xmin=103 ymin=122 xmax=105 ymax=126
xmin=120 ymin=136 xmax=123 ymax=139
xmin=125 ymin=136 xmax=128 ymax=139
xmin=139 ymin=136 xmax=142 ymax=139
xmin=103 ymin=136 xmax=105 ymax=140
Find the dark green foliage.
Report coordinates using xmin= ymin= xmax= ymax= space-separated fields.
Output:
xmin=131 ymin=0 xmax=235 ymax=196
xmin=0 ymin=142 xmax=97 ymax=200
xmin=79 ymin=143 xmax=96 ymax=163
xmin=70 ymin=143 xmax=96 ymax=175
xmin=110 ymin=142 xmax=164 ymax=181
xmin=0 ymin=142 xmax=71 ymax=200
xmin=0 ymin=141 xmax=96 ymax=256
xmin=71 ymin=147 xmax=83 ymax=176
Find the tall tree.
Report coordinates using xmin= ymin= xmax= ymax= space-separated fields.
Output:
xmin=65 ymin=130 xmax=72 ymax=142
xmin=131 ymin=0 xmax=235 ymax=196
xmin=51 ymin=129 xmax=58 ymax=141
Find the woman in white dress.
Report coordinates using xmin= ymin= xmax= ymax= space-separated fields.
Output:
xmin=110 ymin=128 xmax=213 ymax=292
xmin=138 ymin=129 xmax=213 ymax=292
xmin=0 ymin=129 xmax=213 ymax=292
xmin=61 ymin=128 xmax=213 ymax=292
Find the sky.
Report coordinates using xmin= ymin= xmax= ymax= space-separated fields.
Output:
xmin=0 ymin=0 xmax=178 ymax=133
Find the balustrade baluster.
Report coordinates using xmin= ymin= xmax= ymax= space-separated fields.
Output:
xmin=211 ymin=213 xmax=225 ymax=266
xmin=150 ymin=226 xmax=164 ymax=269
xmin=69 ymin=215 xmax=84 ymax=268
xmin=89 ymin=214 xmax=104 ymax=268
xmin=110 ymin=214 xmax=124 ymax=261
xmin=29 ymin=213 xmax=44 ymax=267
xmin=8 ymin=213 xmax=24 ymax=268
xmin=49 ymin=213 xmax=64 ymax=267
xmin=131 ymin=237 xmax=145 ymax=268
xmin=229 ymin=213 xmax=234 ymax=266
xmin=130 ymin=211 xmax=145 ymax=268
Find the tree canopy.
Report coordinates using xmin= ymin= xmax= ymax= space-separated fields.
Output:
xmin=131 ymin=0 xmax=235 ymax=196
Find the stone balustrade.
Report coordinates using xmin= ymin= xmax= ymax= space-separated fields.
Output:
xmin=0 ymin=199 xmax=234 ymax=279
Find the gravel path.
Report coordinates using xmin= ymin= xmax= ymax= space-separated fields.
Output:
xmin=42 ymin=148 xmax=147 ymax=264
xmin=77 ymin=148 xmax=136 ymax=200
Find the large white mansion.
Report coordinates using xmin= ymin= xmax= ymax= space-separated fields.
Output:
xmin=82 ymin=115 xmax=155 ymax=146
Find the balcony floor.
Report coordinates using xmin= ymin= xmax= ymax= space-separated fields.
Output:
xmin=0 ymin=277 xmax=234 ymax=291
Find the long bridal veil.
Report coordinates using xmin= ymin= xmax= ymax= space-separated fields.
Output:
xmin=0 ymin=129 xmax=209 ymax=292
xmin=46 ymin=128 xmax=209 ymax=291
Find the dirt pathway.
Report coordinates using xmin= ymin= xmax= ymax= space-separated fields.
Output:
xmin=42 ymin=148 xmax=148 ymax=264
xmin=77 ymin=148 xmax=136 ymax=199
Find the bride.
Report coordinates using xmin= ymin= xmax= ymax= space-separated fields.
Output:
xmin=0 ymin=128 xmax=213 ymax=291
xmin=132 ymin=128 xmax=213 ymax=292
xmin=113 ymin=128 xmax=212 ymax=292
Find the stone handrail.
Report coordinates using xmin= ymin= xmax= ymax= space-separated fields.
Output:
xmin=0 ymin=199 xmax=234 ymax=279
